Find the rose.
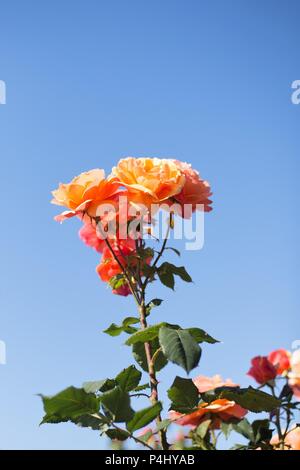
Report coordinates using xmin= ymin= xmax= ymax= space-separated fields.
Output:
xmin=193 ymin=374 xmax=239 ymax=393
xmin=171 ymin=160 xmax=212 ymax=217
xmin=268 ymin=349 xmax=291 ymax=376
xmin=96 ymin=239 xmax=136 ymax=282
xmin=271 ymin=427 xmax=300 ymax=450
xmin=51 ymin=169 xmax=121 ymax=222
xmin=170 ymin=398 xmax=247 ymax=429
xmin=288 ymin=350 xmax=300 ymax=398
xmin=111 ymin=157 xmax=185 ymax=207
xmin=79 ymin=223 xmax=106 ymax=253
xmin=170 ymin=374 xmax=246 ymax=429
xmin=247 ymin=356 xmax=277 ymax=384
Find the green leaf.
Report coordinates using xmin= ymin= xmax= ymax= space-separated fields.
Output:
xmin=133 ymin=338 xmax=168 ymax=373
xmin=154 ymin=419 xmax=171 ymax=433
xmin=146 ymin=299 xmax=163 ymax=315
xmin=158 ymin=262 xmax=192 ymax=284
xmin=168 ymin=376 xmax=199 ymax=412
xmin=221 ymin=422 xmax=233 ymax=439
xmin=125 ymin=323 xmax=166 ymax=346
xmin=101 ymin=387 xmax=134 ymax=423
xmin=232 ymin=419 xmax=255 ymax=441
xmin=187 ymin=328 xmax=219 ymax=344
xmin=103 ymin=317 xmax=139 ymax=337
xmin=106 ymin=428 xmax=130 ymax=441
xmin=159 ymin=326 xmax=201 ymax=373
xmin=215 ymin=386 xmax=281 ymax=412
xmin=115 ymin=365 xmax=142 ymax=392
xmin=39 ymin=387 xmax=99 ymax=424
xmin=127 ymin=402 xmax=162 ymax=433
xmin=251 ymin=419 xmax=273 ymax=443
xmin=196 ymin=419 xmax=211 ymax=439
xmin=82 ymin=379 xmax=115 ymax=394
xmin=75 ymin=414 xmax=108 ymax=431
xmin=157 ymin=269 xmax=175 ymax=289
xmin=132 ymin=383 xmax=150 ymax=392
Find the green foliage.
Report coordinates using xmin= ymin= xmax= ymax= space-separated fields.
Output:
xmin=39 ymin=387 xmax=100 ymax=425
xmin=125 ymin=323 xmax=166 ymax=345
xmin=101 ymin=386 xmax=134 ymax=423
xmin=105 ymin=428 xmax=130 ymax=441
xmin=115 ymin=365 xmax=142 ymax=392
xmin=187 ymin=328 xmax=219 ymax=344
xmin=127 ymin=402 xmax=162 ymax=433
xmin=103 ymin=317 xmax=139 ymax=336
xmin=132 ymin=338 xmax=168 ymax=372
xmin=157 ymin=262 xmax=192 ymax=290
xmin=207 ymin=386 xmax=281 ymax=412
xmin=82 ymin=379 xmax=115 ymax=394
xmin=159 ymin=326 xmax=201 ymax=373
xmin=168 ymin=376 xmax=199 ymax=412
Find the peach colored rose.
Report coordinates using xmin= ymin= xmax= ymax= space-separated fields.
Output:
xmin=247 ymin=356 xmax=277 ymax=384
xmin=171 ymin=160 xmax=212 ymax=216
xmin=112 ymin=157 xmax=185 ymax=207
xmin=271 ymin=427 xmax=300 ymax=450
xmin=170 ymin=398 xmax=247 ymax=429
xmin=170 ymin=374 xmax=246 ymax=429
xmin=288 ymin=350 xmax=300 ymax=399
xmin=193 ymin=374 xmax=239 ymax=393
xmin=51 ymin=169 xmax=121 ymax=222
xmin=268 ymin=349 xmax=291 ymax=376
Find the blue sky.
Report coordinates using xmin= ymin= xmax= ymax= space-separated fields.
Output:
xmin=0 ymin=0 xmax=299 ymax=449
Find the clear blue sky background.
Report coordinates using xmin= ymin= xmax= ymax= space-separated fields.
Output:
xmin=0 ymin=0 xmax=299 ymax=449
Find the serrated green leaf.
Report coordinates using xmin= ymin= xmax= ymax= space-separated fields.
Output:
xmin=115 ymin=365 xmax=142 ymax=392
xmin=82 ymin=379 xmax=115 ymax=394
xmin=215 ymin=386 xmax=281 ymax=412
xmin=101 ymin=387 xmax=134 ymax=423
xmin=132 ymin=383 xmax=150 ymax=392
xmin=127 ymin=402 xmax=162 ymax=433
xmin=157 ymin=269 xmax=175 ymax=289
xmin=133 ymin=338 xmax=168 ymax=373
xmin=196 ymin=419 xmax=211 ymax=439
xmin=106 ymin=428 xmax=130 ymax=441
xmin=168 ymin=376 xmax=199 ymax=412
xmin=187 ymin=328 xmax=219 ymax=344
xmin=39 ymin=387 xmax=99 ymax=424
xmin=159 ymin=326 xmax=201 ymax=373
xmin=125 ymin=323 xmax=167 ymax=346
xmin=103 ymin=317 xmax=139 ymax=337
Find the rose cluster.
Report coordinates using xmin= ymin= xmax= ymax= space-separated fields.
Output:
xmin=248 ymin=348 xmax=300 ymax=398
xmin=51 ymin=157 xmax=212 ymax=295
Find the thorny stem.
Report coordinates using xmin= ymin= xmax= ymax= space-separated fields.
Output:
xmin=139 ymin=292 xmax=169 ymax=450
xmin=103 ymin=218 xmax=172 ymax=450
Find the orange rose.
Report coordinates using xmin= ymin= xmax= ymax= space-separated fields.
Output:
xmin=51 ymin=169 xmax=121 ymax=222
xmin=170 ymin=374 xmax=247 ymax=429
xmin=170 ymin=399 xmax=247 ymax=428
xmin=171 ymin=160 xmax=212 ymax=216
xmin=271 ymin=427 xmax=300 ymax=450
xmin=268 ymin=349 xmax=291 ymax=376
xmin=111 ymin=157 xmax=185 ymax=207
xmin=288 ymin=350 xmax=300 ymax=398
